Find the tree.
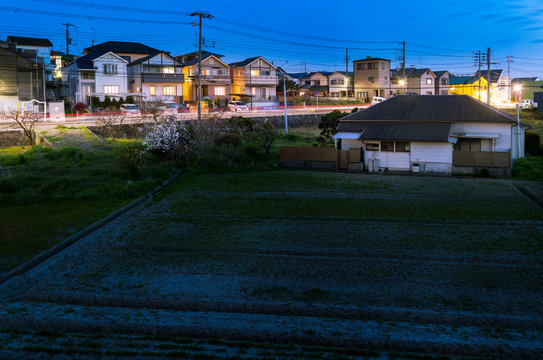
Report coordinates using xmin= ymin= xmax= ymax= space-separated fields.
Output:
xmin=139 ymin=99 xmax=165 ymax=123
xmin=276 ymin=78 xmax=300 ymax=94
xmin=255 ymin=121 xmax=276 ymax=154
xmin=143 ymin=118 xmax=195 ymax=160
xmin=2 ymin=108 xmax=42 ymax=145
xmin=315 ymin=110 xmax=348 ymax=146
xmin=229 ymin=116 xmax=255 ymax=136
xmin=95 ymin=107 xmax=128 ymax=139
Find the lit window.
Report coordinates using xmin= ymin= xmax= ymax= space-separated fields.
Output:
xmin=426 ymin=78 xmax=433 ymax=85
xmin=163 ymin=67 xmax=175 ymax=74
xmin=251 ymin=69 xmax=260 ymax=76
xmin=366 ymin=143 xmax=379 ymax=151
xmin=103 ymin=85 xmax=119 ymax=94
xmin=214 ymin=87 xmax=225 ymax=96
xmin=149 ymin=86 xmax=156 ymax=96
xmin=163 ymin=86 xmax=176 ymax=96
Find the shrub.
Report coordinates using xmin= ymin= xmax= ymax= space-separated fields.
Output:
xmin=229 ymin=116 xmax=255 ymax=136
xmin=316 ymin=110 xmax=348 ymax=146
xmin=525 ymin=132 xmax=541 ymax=155
xmin=73 ymin=102 xmax=88 ymax=113
xmin=351 ymin=107 xmax=359 ymax=113
xmin=512 ymin=156 xmax=543 ymax=181
xmin=214 ymin=133 xmax=242 ymax=147
xmin=116 ymin=143 xmax=145 ymax=177
xmin=143 ymin=120 xmax=195 ymax=160
xmin=255 ymin=122 xmax=276 ymax=154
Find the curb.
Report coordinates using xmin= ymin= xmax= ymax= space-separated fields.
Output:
xmin=515 ymin=183 xmax=543 ymax=208
xmin=0 ymin=168 xmax=187 ymax=285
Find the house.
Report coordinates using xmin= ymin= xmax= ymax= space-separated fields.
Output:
xmin=298 ymin=72 xmax=332 ymax=97
xmin=83 ymin=41 xmax=159 ymax=63
xmin=6 ymin=36 xmax=53 ymax=81
xmin=0 ymin=44 xmax=46 ymax=111
xmin=128 ymin=51 xmax=184 ymax=102
xmin=353 ymin=57 xmax=391 ymax=102
xmin=229 ymin=56 xmax=278 ymax=106
xmin=433 ymin=71 xmax=450 ymax=95
xmin=392 ymin=68 xmax=436 ymax=95
xmin=474 ymin=69 xmax=509 ymax=105
xmin=449 ymin=75 xmax=488 ymax=101
xmin=179 ymin=52 xmax=231 ymax=105
xmin=333 ymin=95 xmax=527 ymax=175
xmin=328 ymin=71 xmax=354 ymax=98
xmin=66 ymin=51 xmax=130 ymax=104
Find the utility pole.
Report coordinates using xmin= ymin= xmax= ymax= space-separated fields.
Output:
xmin=507 ymin=55 xmax=513 ymax=103
xmin=474 ymin=50 xmax=484 ymax=101
xmin=345 ymin=48 xmax=349 ymax=75
xmin=486 ymin=48 xmax=491 ymax=105
xmin=190 ymin=11 xmax=213 ymax=121
xmin=401 ymin=41 xmax=406 ymax=94
xmin=62 ymin=23 xmax=76 ymax=56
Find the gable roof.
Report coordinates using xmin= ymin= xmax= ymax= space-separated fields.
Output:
xmin=180 ymin=50 xmax=224 ymax=59
xmin=7 ymin=36 xmax=52 ymax=47
xmin=449 ymin=76 xmax=472 ymax=85
xmin=74 ymin=51 xmax=127 ymax=70
xmin=474 ymin=69 xmax=503 ymax=84
xmin=339 ymin=95 xmax=515 ymax=124
xmin=83 ymin=41 xmax=158 ymax=55
xmin=182 ymin=54 xmax=229 ymax=68
xmin=512 ymin=77 xmax=540 ymax=83
xmin=329 ymin=71 xmax=353 ymax=77
xmin=129 ymin=51 xmax=181 ymax=65
xmin=433 ymin=71 xmax=450 ymax=78
xmin=305 ymin=71 xmax=333 ymax=79
xmin=353 ymin=57 xmax=390 ymax=62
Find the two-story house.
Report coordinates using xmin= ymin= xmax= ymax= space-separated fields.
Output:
xmin=229 ymin=56 xmax=278 ymax=106
xmin=179 ymin=52 xmax=231 ymax=105
xmin=299 ymin=72 xmax=332 ymax=97
xmin=0 ymin=42 xmax=46 ymax=111
xmin=353 ymin=57 xmax=391 ymax=102
xmin=433 ymin=71 xmax=450 ymax=95
xmin=66 ymin=51 xmax=129 ymax=104
xmin=474 ymin=69 xmax=509 ymax=105
xmin=328 ymin=72 xmax=353 ymax=98
xmin=405 ymin=68 xmax=436 ymax=95
xmin=128 ymin=51 xmax=184 ymax=102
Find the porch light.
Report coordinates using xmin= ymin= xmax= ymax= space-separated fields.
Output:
xmin=513 ymin=84 xmax=522 ymax=92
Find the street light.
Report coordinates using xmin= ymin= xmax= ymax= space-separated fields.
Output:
xmin=513 ymin=84 xmax=522 ymax=103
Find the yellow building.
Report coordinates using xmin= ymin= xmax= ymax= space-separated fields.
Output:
xmin=449 ymin=75 xmax=489 ymax=102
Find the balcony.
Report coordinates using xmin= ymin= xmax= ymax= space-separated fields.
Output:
xmin=238 ymin=75 xmax=278 ymax=86
xmin=198 ymin=75 xmax=231 ymax=85
xmin=453 ymin=151 xmax=510 ymax=167
xmin=142 ymin=72 xmax=184 ymax=84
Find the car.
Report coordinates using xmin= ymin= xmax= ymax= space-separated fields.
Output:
xmin=519 ymin=99 xmax=537 ymax=109
xmin=228 ymin=101 xmax=249 ymax=112
xmin=371 ymin=96 xmax=385 ymax=105
xmin=119 ymin=104 xmax=140 ymax=116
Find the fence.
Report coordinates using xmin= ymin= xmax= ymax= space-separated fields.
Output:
xmin=452 ymin=151 xmax=510 ymax=167
xmin=280 ymin=146 xmax=362 ymax=170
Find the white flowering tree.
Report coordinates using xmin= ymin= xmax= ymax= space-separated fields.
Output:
xmin=143 ymin=119 xmax=195 ymax=160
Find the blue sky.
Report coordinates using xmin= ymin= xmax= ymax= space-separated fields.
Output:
xmin=1 ymin=0 xmax=542 ymax=78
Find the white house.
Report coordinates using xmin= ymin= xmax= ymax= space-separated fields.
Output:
xmin=67 ymin=51 xmax=131 ymax=103
xmin=328 ymin=71 xmax=354 ymax=98
xmin=334 ymin=95 xmax=528 ymax=175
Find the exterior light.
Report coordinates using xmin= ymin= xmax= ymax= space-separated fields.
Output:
xmin=513 ymin=84 xmax=522 ymax=92
xmin=399 ymin=79 xmax=405 ymax=86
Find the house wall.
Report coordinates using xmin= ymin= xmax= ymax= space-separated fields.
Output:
xmin=353 ymin=59 xmax=391 ymax=100
xmin=407 ymin=72 xmax=435 ymax=95
xmin=435 ymin=74 xmax=450 ymax=95
xmin=182 ymin=56 xmax=230 ymax=102
xmin=329 ymin=73 xmax=352 ymax=97
xmin=141 ymin=83 xmax=182 ymax=102
xmin=450 ymin=122 xmax=512 ymax=152
xmin=93 ymin=54 xmax=128 ymax=97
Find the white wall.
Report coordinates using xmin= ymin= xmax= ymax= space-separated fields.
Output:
xmin=93 ymin=54 xmax=128 ymax=96
xmin=450 ymin=122 xmax=512 ymax=152
xmin=410 ymin=142 xmax=453 ymax=173
xmin=142 ymin=83 xmax=182 ymax=101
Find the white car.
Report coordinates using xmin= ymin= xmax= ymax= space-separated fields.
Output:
xmin=228 ymin=101 xmax=249 ymax=112
xmin=120 ymin=104 xmax=140 ymax=116
xmin=519 ymin=99 xmax=537 ymax=109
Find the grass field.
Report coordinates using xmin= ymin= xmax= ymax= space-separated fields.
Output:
xmin=1 ymin=170 xmax=542 ymax=359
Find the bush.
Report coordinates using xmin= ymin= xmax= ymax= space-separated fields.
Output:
xmin=479 ymin=168 xmax=490 ymax=177
xmin=143 ymin=120 xmax=195 ymax=160
xmin=73 ymin=102 xmax=88 ymax=113
xmin=351 ymin=107 xmax=359 ymax=113
xmin=229 ymin=116 xmax=255 ymax=136
xmin=525 ymin=132 xmax=541 ymax=155
xmin=512 ymin=156 xmax=543 ymax=181
xmin=214 ymin=133 xmax=242 ymax=147
xmin=116 ymin=143 xmax=145 ymax=177
xmin=316 ymin=110 xmax=348 ymax=146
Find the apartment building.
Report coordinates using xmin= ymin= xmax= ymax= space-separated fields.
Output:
xmin=353 ymin=57 xmax=391 ymax=102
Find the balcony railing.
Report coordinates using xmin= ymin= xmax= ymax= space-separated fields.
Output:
xmin=234 ymin=75 xmax=278 ymax=85
xmin=453 ymin=151 xmax=510 ymax=167
xmin=142 ymin=73 xmax=184 ymax=84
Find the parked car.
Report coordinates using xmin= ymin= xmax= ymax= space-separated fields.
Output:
xmin=228 ymin=101 xmax=249 ymax=112
xmin=120 ymin=104 xmax=140 ymax=116
xmin=519 ymin=99 xmax=537 ymax=108
xmin=372 ymin=96 xmax=385 ymax=105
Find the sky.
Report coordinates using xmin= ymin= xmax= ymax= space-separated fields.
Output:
xmin=1 ymin=0 xmax=543 ymax=79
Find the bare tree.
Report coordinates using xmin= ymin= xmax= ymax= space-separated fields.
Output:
xmin=95 ymin=107 xmax=128 ymax=139
xmin=191 ymin=108 xmax=228 ymax=158
xmin=139 ymin=99 xmax=165 ymax=123
xmin=1 ymin=108 xmax=42 ymax=145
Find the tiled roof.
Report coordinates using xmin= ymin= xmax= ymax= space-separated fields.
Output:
xmin=74 ymin=51 xmax=108 ymax=70
xmin=7 ymin=36 xmax=52 ymax=47
xmin=129 ymin=51 xmax=180 ymax=65
xmin=449 ymin=76 xmax=471 ymax=85
xmin=474 ymin=69 xmax=503 ymax=83
xmin=84 ymin=41 xmax=158 ymax=54
xmin=229 ymin=56 xmax=261 ymax=68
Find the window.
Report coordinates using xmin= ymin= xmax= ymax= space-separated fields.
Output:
xmin=381 ymin=141 xmax=394 ymax=152
xmin=83 ymin=72 xmax=89 ymax=79
xmin=103 ymin=64 xmax=118 ymax=74
xmin=217 ymin=69 xmax=223 ymax=75
xmin=331 ymin=79 xmax=344 ymax=85
xmin=214 ymin=86 xmax=225 ymax=96
xmin=368 ymin=76 xmax=375 ymax=84
xmin=305 ymin=80 xmax=311 ymax=86
xmin=162 ymin=86 xmax=176 ymax=96
xmin=426 ymin=78 xmax=433 ymax=85
xmin=149 ymin=86 xmax=156 ymax=96
xmin=366 ymin=143 xmax=379 ymax=151
xmin=441 ymin=78 xmax=448 ymax=85
xmin=251 ymin=69 xmax=260 ymax=76
xmin=381 ymin=62 xmax=385 ymax=69
xmin=426 ymin=91 xmax=433 ymax=95
xmin=314 ymin=80 xmax=320 ymax=86
xmin=103 ymin=85 xmax=119 ymax=94
xmin=384 ymin=76 xmax=388 ymax=84
xmin=163 ymin=67 xmax=175 ymax=74
xmin=356 ymin=63 xmax=363 ymax=70
xmin=261 ymin=70 xmax=271 ymax=76
xmin=367 ymin=62 xmax=376 ymax=70
xmin=396 ymin=142 xmax=410 ymax=152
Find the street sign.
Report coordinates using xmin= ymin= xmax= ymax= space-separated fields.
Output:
xmin=315 ymin=91 xmax=318 ymax=95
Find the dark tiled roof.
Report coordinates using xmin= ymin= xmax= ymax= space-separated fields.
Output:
xmin=287 ymin=72 xmax=308 ymax=79
xmin=229 ymin=56 xmax=261 ymax=67
xmin=339 ymin=122 xmax=452 ymax=142
xmin=7 ymin=36 xmax=52 ymax=47
xmin=182 ymin=54 xmax=214 ymax=67
xmin=180 ymin=50 xmax=224 ymax=59
xmin=433 ymin=70 xmax=449 ymax=78
xmin=407 ymin=68 xmax=433 ymax=77
xmin=353 ymin=57 xmax=390 ymax=62
xmin=83 ymin=41 xmax=158 ymax=54
xmin=74 ymin=51 xmax=107 ymax=70
xmin=512 ymin=77 xmax=540 ymax=83
xmin=449 ymin=76 xmax=471 ymax=85
xmin=329 ymin=71 xmax=353 ymax=77
xmin=474 ymin=69 xmax=503 ymax=83
xmin=129 ymin=51 xmax=180 ymax=65
xmin=339 ymin=95 xmax=515 ymax=124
